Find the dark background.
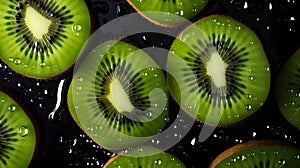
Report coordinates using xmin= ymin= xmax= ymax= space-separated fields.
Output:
xmin=0 ymin=0 xmax=299 ymax=167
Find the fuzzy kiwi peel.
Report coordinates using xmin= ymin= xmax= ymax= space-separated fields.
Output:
xmin=0 ymin=90 xmax=37 ymax=168
xmin=210 ymin=140 xmax=300 ymax=167
xmin=167 ymin=15 xmax=270 ymax=126
xmin=0 ymin=0 xmax=91 ymax=79
xmin=275 ymin=49 xmax=300 ymax=129
xmin=104 ymin=147 xmax=185 ymax=168
xmin=127 ymin=0 xmax=209 ymax=26
xmin=68 ymin=40 xmax=169 ymax=150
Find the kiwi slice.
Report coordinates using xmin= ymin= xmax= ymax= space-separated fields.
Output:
xmin=104 ymin=147 xmax=185 ymax=167
xmin=0 ymin=0 xmax=91 ymax=78
xmin=0 ymin=90 xmax=37 ymax=167
xmin=68 ymin=40 xmax=169 ymax=150
xmin=167 ymin=15 xmax=270 ymax=126
xmin=127 ymin=0 xmax=209 ymax=26
xmin=210 ymin=140 xmax=300 ymax=167
xmin=275 ymin=49 xmax=300 ymax=129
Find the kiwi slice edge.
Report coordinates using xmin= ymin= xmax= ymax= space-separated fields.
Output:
xmin=275 ymin=48 xmax=300 ymax=129
xmin=0 ymin=89 xmax=38 ymax=167
xmin=127 ymin=0 xmax=209 ymax=27
xmin=210 ymin=140 xmax=300 ymax=168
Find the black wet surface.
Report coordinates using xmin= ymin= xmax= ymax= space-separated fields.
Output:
xmin=0 ymin=0 xmax=299 ymax=167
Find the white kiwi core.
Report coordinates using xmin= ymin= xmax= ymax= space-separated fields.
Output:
xmin=206 ymin=52 xmax=228 ymax=88
xmin=107 ymin=78 xmax=135 ymax=112
xmin=25 ymin=7 xmax=51 ymax=40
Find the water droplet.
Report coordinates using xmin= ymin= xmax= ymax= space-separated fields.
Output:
xmin=18 ymin=126 xmax=29 ymax=137
xmin=252 ymin=132 xmax=256 ymax=137
xmin=246 ymin=105 xmax=252 ymax=110
xmin=164 ymin=117 xmax=170 ymax=122
xmin=73 ymin=32 xmax=80 ymax=36
xmin=143 ymin=72 xmax=148 ymax=76
xmin=14 ymin=58 xmax=21 ymax=65
xmin=290 ymin=17 xmax=295 ymax=21
xmin=8 ymin=105 xmax=16 ymax=112
xmin=154 ymin=159 xmax=162 ymax=166
xmin=248 ymin=76 xmax=254 ymax=80
xmin=288 ymin=89 xmax=294 ymax=93
xmin=265 ymin=67 xmax=270 ymax=71
xmin=243 ymin=1 xmax=248 ymax=9
xmin=294 ymin=154 xmax=300 ymax=159
xmin=246 ymin=94 xmax=252 ymax=99
xmin=295 ymin=93 xmax=300 ymax=98
xmin=235 ymin=26 xmax=241 ymax=30
xmin=147 ymin=111 xmax=153 ymax=118
xmin=278 ymin=159 xmax=286 ymax=165
xmin=249 ymin=41 xmax=254 ymax=45
xmin=176 ymin=10 xmax=184 ymax=16
xmin=40 ymin=62 xmax=46 ymax=67
xmin=72 ymin=24 xmax=82 ymax=32
xmin=8 ymin=57 xmax=14 ymax=62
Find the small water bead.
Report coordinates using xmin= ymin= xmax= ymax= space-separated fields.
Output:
xmin=72 ymin=24 xmax=82 ymax=32
xmin=246 ymin=94 xmax=252 ymax=99
xmin=14 ymin=58 xmax=21 ymax=65
xmin=40 ymin=62 xmax=46 ymax=67
xmin=243 ymin=1 xmax=248 ymax=9
xmin=8 ymin=105 xmax=16 ymax=112
xmin=294 ymin=154 xmax=300 ymax=159
xmin=175 ymin=10 xmax=184 ymax=16
xmin=235 ymin=26 xmax=241 ymax=30
xmin=246 ymin=104 xmax=252 ymax=110
xmin=248 ymin=76 xmax=254 ymax=80
xmin=18 ymin=126 xmax=29 ymax=137
xmin=146 ymin=111 xmax=153 ymax=118
xmin=278 ymin=159 xmax=286 ymax=165
xmin=154 ymin=159 xmax=162 ymax=166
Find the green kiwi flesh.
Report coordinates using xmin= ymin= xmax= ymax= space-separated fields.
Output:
xmin=68 ymin=40 xmax=168 ymax=150
xmin=127 ymin=0 xmax=209 ymax=26
xmin=275 ymin=49 xmax=300 ymax=129
xmin=104 ymin=147 xmax=185 ymax=168
xmin=0 ymin=0 xmax=91 ymax=78
xmin=210 ymin=141 xmax=300 ymax=167
xmin=0 ymin=91 xmax=36 ymax=168
xmin=167 ymin=15 xmax=270 ymax=126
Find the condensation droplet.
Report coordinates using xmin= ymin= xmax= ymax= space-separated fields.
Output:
xmin=154 ymin=159 xmax=162 ymax=166
xmin=72 ymin=24 xmax=82 ymax=32
xmin=294 ymin=154 xmax=300 ymax=159
xmin=40 ymin=62 xmax=46 ymax=67
xmin=14 ymin=58 xmax=21 ymax=65
xmin=246 ymin=105 xmax=252 ymax=110
xmin=8 ymin=105 xmax=16 ymax=112
xmin=18 ymin=126 xmax=29 ymax=137
xmin=278 ymin=159 xmax=286 ymax=165
xmin=295 ymin=93 xmax=300 ymax=98
xmin=191 ymin=137 xmax=196 ymax=145
xmin=235 ymin=26 xmax=241 ymax=30
xmin=246 ymin=94 xmax=252 ymax=99
xmin=147 ymin=111 xmax=153 ymax=118
xmin=248 ymin=76 xmax=254 ymax=80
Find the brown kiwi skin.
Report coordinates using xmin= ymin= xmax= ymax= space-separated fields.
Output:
xmin=126 ymin=0 xmax=209 ymax=27
xmin=167 ymin=14 xmax=269 ymax=127
xmin=209 ymin=140 xmax=290 ymax=168
xmin=0 ymin=86 xmax=40 ymax=167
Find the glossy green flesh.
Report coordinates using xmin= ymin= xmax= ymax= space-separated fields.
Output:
xmin=216 ymin=145 xmax=300 ymax=167
xmin=68 ymin=41 xmax=168 ymax=150
xmin=275 ymin=49 xmax=300 ymax=129
xmin=0 ymin=91 xmax=36 ymax=168
xmin=106 ymin=149 xmax=185 ymax=168
xmin=167 ymin=15 xmax=270 ymax=125
xmin=128 ymin=0 xmax=209 ymax=25
xmin=0 ymin=0 xmax=90 ymax=78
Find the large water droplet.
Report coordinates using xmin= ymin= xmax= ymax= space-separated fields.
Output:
xmin=18 ymin=126 xmax=29 ymax=137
